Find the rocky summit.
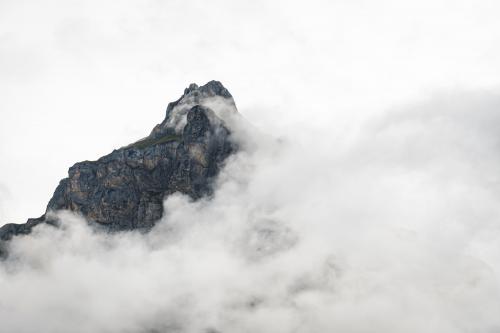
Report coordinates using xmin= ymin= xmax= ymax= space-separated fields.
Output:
xmin=0 ymin=81 xmax=239 ymax=250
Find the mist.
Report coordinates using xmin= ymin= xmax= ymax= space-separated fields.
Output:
xmin=2 ymin=0 xmax=500 ymax=331
xmin=1 ymin=90 xmax=499 ymax=332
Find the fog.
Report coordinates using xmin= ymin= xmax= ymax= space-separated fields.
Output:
xmin=2 ymin=0 xmax=500 ymax=332
xmin=1 ymin=91 xmax=500 ymax=332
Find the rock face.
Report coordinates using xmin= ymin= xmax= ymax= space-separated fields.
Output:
xmin=0 ymin=80 xmax=239 ymax=246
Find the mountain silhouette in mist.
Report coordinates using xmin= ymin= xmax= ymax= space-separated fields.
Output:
xmin=0 ymin=81 xmax=239 ymax=254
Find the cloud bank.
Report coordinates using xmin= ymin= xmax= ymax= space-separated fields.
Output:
xmin=1 ymin=91 xmax=500 ymax=332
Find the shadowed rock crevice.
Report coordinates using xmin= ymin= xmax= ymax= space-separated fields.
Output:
xmin=0 ymin=81 xmax=239 ymax=247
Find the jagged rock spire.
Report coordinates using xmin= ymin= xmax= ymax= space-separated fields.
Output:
xmin=150 ymin=80 xmax=237 ymax=140
xmin=0 ymin=81 xmax=239 ymax=251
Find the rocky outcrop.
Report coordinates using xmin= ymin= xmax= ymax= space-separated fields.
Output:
xmin=0 ymin=80 xmax=239 ymax=248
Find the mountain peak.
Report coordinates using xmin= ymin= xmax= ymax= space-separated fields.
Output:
xmin=179 ymin=80 xmax=231 ymax=101
xmin=199 ymin=80 xmax=232 ymax=98
xmin=150 ymin=81 xmax=237 ymax=140
xmin=182 ymin=80 xmax=232 ymax=98
xmin=0 ymin=81 xmax=241 ymax=253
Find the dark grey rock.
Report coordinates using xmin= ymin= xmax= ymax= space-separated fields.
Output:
xmin=0 ymin=81 xmax=239 ymax=252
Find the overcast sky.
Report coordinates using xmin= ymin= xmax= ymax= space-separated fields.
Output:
xmin=1 ymin=0 xmax=499 ymax=223
xmin=3 ymin=1 xmax=500 ymax=332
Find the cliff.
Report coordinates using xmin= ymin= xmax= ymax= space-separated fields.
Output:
xmin=0 ymin=81 xmax=239 ymax=249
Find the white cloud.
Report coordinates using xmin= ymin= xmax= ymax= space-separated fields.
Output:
xmin=2 ymin=0 xmax=500 ymax=331
xmin=2 ymin=90 xmax=500 ymax=332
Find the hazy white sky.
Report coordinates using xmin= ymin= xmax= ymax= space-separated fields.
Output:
xmin=1 ymin=0 xmax=500 ymax=222
xmin=2 ymin=1 xmax=500 ymax=332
